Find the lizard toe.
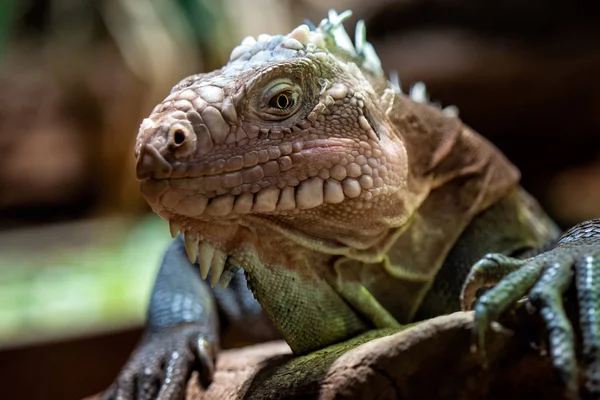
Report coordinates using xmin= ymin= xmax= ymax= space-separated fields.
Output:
xmin=574 ymin=250 xmax=600 ymax=397
xmin=528 ymin=256 xmax=577 ymax=395
xmin=467 ymin=241 xmax=600 ymax=399
xmin=155 ymin=348 xmax=196 ymax=400
xmin=471 ymin=258 xmax=544 ymax=359
xmin=134 ymin=358 xmax=164 ymax=400
xmin=102 ymin=323 xmax=217 ymax=400
xmin=461 ymin=253 xmax=526 ymax=311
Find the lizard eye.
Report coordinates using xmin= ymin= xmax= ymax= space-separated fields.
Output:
xmin=259 ymin=80 xmax=301 ymax=120
xmin=269 ymin=92 xmax=295 ymax=110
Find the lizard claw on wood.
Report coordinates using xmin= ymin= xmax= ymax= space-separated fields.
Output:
xmin=462 ymin=220 xmax=600 ymax=400
xmin=101 ymin=324 xmax=217 ymax=400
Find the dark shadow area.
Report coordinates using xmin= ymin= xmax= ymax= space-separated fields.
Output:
xmin=0 ymin=327 xmax=142 ymax=400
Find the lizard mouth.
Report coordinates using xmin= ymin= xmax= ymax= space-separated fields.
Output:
xmin=166 ymin=214 xmax=333 ymax=291
xmin=138 ymin=150 xmax=378 ymax=225
xmin=136 ymin=141 xmax=379 ymax=289
xmin=137 ymin=136 xmax=375 ymax=221
xmin=143 ymin=174 xmax=368 ymax=290
xmin=182 ymin=230 xmax=243 ymax=290
xmin=140 ymin=174 xmax=353 ymax=220
xmin=137 ymin=130 xmax=388 ymax=287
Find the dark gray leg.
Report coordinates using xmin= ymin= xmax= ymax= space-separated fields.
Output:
xmin=103 ymin=236 xmax=278 ymax=400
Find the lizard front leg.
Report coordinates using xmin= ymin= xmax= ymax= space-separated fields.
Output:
xmin=102 ymin=236 xmax=278 ymax=400
xmin=462 ymin=219 xmax=600 ymax=398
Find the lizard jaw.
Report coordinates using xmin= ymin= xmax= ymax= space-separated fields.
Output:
xmin=168 ymin=219 xmax=245 ymax=289
xmin=167 ymin=214 xmax=315 ymax=290
xmin=167 ymin=212 xmax=348 ymax=290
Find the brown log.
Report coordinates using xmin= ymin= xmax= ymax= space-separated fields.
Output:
xmin=90 ymin=310 xmax=573 ymax=400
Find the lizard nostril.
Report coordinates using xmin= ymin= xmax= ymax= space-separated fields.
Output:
xmin=166 ymin=124 xmax=197 ymax=157
xmin=168 ymin=125 xmax=190 ymax=148
xmin=173 ymin=129 xmax=186 ymax=145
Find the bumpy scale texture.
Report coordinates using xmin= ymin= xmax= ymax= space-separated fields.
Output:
xmin=134 ymin=10 xmax=522 ymax=353
xmin=117 ymin=9 xmax=600 ymax=400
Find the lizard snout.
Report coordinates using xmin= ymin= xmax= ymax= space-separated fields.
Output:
xmin=135 ymin=118 xmax=198 ymax=180
xmin=136 ymin=142 xmax=172 ymax=180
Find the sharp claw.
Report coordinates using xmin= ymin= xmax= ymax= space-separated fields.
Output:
xmin=109 ymin=325 xmax=219 ymax=398
xmin=461 ymin=254 xmax=526 ymax=311
xmin=473 ymin=302 xmax=491 ymax=365
xmin=195 ymin=337 xmax=216 ymax=388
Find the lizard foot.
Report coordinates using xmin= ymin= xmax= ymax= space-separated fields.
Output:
xmin=461 ymin=240 xmax=600 ymax=399
xmin=101 ymin=324 xmax=217 ymax=400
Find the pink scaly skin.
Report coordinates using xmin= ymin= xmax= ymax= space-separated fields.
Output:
xmin=107 ymin=10 xmax=600 ymax=400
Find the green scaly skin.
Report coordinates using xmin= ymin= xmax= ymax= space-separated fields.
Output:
xmin=103 ymin=10 xmax=600 ymax=400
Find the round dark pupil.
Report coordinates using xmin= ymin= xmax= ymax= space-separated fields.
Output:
xmin=276 ymin=93 xmax=290 ymax=109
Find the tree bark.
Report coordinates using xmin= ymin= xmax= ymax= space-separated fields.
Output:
xmin=177 ymin=311 xmax=568 ymax=400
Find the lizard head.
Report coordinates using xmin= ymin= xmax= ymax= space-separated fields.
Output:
xmin=134 ymin=10 xmax=431 ymax=286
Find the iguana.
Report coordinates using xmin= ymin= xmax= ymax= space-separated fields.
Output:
xmin=103 ymin=10 xmax=600 ymax=400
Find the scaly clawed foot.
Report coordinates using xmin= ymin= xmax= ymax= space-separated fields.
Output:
xmin=101 ymin=324 xmax=217 ymax=400
xmin=462 ymin=241 xmax=600 ymax=398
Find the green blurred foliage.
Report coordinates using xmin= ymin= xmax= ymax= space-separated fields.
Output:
xmin=0 ymin=0 xmax=15 ymax=58
xmin=0 ymin=216 xmax=173 ymax=348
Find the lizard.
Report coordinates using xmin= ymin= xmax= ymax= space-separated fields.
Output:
xmin=103 ymin=10 xmax=600 ymax=400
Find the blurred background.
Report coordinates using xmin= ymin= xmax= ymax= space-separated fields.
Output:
xmin=0 ymin=0 xmax=599 ymax=399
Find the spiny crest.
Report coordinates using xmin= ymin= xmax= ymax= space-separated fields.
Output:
xmin=227 ymin=9 xmax=384 ymax=78
xmin=315 ymin=10 xmax=458 ymax=116
xmin=407 ymin=82 xmax=460 ymax=117
xmin=317 ymin=10 xmax=383 ymax=77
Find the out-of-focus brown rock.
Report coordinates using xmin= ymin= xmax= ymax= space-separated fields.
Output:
xmin=92 ymin=311 xmax=573 ymax=400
